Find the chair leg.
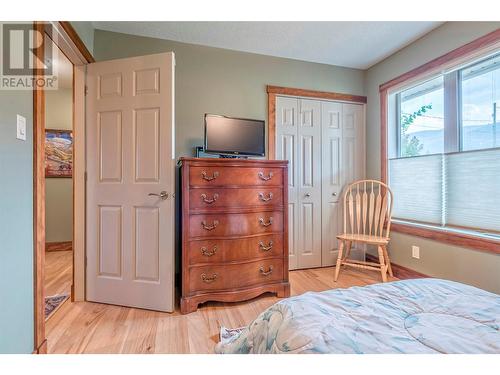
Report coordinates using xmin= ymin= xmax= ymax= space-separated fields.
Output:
xmin=377 ymin=245 xmax=388 ymax=283
xmin=382 ymin=245 xmax=393 ymax=277
xmin=342 ymin=241 xmax=352 ymax=263
xmin=334 ymin=240 xmax=344 ymax=282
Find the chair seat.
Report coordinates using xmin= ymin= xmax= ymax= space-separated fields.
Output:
xmin=336 ymin=233 xmax=389 ymax=245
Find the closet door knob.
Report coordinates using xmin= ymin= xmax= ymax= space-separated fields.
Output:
xmin=332 ymin=192 xmax=337 ymax=196
xmin=305 ymin=193 xmax=311 ymax=198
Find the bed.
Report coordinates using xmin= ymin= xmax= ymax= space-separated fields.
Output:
xmin=215 ymin=278 xmax=500 ymax=354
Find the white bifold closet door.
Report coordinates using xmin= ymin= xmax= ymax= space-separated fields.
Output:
xmin=276 ymin=96 xmax=364 ymax=270
xmin=321 ymin=102 xmax=365 ymax=266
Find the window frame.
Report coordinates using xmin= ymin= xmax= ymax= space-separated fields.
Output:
xmin=379 ymin=29 xmax=500 ymax=254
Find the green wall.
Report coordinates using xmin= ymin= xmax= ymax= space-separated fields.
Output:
xmin=365 ymin=22 xmax=500 ymax=293
xmin=0 ymin=81 xmax=34 ymax=351
xmin=94 ymin=29 xmax=365 ymax=158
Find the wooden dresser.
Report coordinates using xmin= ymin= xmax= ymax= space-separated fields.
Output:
xmin=179 ymin=157 xmax=290 ymax=314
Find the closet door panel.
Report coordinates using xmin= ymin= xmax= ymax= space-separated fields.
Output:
xmin=342 ymin=103 xmax=364 ymax=185
xmin=276 ymin=96 xmax=299 ymax=270
xmin=297 ymin=99 xmax=322 ymax=269
xmin=321 ymin=102 xmax=342 ymax=265
xmin=340 ymin=103 xmax=366 ymax=261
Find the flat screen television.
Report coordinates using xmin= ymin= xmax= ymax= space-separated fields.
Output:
xmin=204 ymin=114 xmax=265 ymax=157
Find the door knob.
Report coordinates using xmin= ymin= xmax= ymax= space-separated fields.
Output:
xmin=148 ymin=191 xmax=169 ymax=200
xmin=305 ymin=193 xmax=311 ymax=197
xmin=332 ymin=192 xmax=337 ymax=196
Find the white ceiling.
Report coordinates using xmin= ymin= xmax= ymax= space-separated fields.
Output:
xmin=92 ymin=21 xmax=443 ymax=69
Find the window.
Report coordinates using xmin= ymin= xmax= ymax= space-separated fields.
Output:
xmin=388 ymin=52 xmax=500 ymax=239
xmin=398 ymin=76 xmax=444 ymax=157
xmin=460 ymin=54 xmax=500 ymax=151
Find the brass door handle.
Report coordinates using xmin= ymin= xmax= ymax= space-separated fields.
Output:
xmin=258 ymin=171 xmax=273 ymax=181
xmin=201 ymin=193 xmax=219 ymax=204
xmin=202 ymin=171 xmax=219 ymax=181
xmin=201 ymin=246 xmax=218 ymax=257
xmin=201 ymin=273 xmax=218 ymax=283
xmin=259 ymin=266 xmax=274 ymax=276
xmin=258 ymin=217 xmax=273 ymax=227
xmin=201 ymin=220 xmax=219 ymax=231
xmin=148 ymin=191 xmax=169 ymax=200
xmin=258 ymin=241 xmax=273 ymax=252
xmin=258 ymin=192 xmax=273 ymax=202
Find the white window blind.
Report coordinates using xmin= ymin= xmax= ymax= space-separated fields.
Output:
xmin=446 ymin=148 xmax=500 ymax=232
xmin=389 ymin=154 xmax=444 ymax=225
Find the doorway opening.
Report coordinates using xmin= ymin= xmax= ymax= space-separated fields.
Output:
xmin=43 ymin=38 xmax=74 ymax=321
xmin=33 ymin=21 xmax=92 ymax=353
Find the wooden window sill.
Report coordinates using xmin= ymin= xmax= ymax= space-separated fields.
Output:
xmin=391 ymin=221 xmax=500 ymax=255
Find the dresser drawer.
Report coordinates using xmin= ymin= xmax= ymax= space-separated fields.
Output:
xmin=188 ymin=259 xmax=284 ymax=293
xmin=188 ymin=234 xmax=283 ymax=264
xmin=189 ymin=187 xmax=283 ymax=210
xmin=189 ymin=167 xmax=283 ymax=187
xmin=189 ymin=211 xmax=283 ymax=238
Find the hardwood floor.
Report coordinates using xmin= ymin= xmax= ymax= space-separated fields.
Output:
xmin=45 ymin=250 xmax=72 ymax=297
xmin=46 ymin=266 xmax=397 ymax=354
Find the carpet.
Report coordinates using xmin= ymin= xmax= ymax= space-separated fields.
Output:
xmin=45 ymin=293 xmax=69 ymax=320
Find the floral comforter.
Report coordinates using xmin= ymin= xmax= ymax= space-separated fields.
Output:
xmin=215 ymin=278 xmax=500 ymax=354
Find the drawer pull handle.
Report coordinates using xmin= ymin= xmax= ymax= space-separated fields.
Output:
xmin=259 ymin=241 xmax=273 ymax=252
xmin=259 ymin=266 xmax=274 ymax=276
xmin=201 ymin=193 xmax=219 ymax=204
xmin=258 ymin=171 xmax=274 ymax=181
xmin=201 ymin=246 xmax=218 ymax=257
xmin=201 ymin=273 xmax=218 ymax=283
xmin=259 ymin=217 xmax=273 ymax=227
xmin=201 ymin=220 xmax=219 ymax=231
xmin=202 ymin=171 xmax=219 ymax=181
xmin=258 ymin=192 xmax=273 ymax=202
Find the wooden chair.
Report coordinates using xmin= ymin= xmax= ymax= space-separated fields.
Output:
xmin=334 ymin=180 xmax=394 ymax=283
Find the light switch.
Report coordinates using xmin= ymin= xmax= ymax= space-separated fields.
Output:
xmin=16 ymin=114 xmax=26 ymax=141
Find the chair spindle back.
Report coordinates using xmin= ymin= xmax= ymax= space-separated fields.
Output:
xmin=343 ymin=180 xmax=393 ymax=239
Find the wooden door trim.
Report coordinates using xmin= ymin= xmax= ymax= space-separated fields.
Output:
xmin=267 ymin=85 xmax=367 ymax=103
xmin=58 ymin=22 xmax=95 ymax=63
xmin=266 ymin=85 xmax=367 ymax=159
xmin=33 ymin=20 xmax=90 ymax=354
xmin=33 ymin=21 xmax=46 ymax=355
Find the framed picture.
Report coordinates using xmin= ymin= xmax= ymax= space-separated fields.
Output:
xmin=45 ymin=129 xmax=73 ymax=178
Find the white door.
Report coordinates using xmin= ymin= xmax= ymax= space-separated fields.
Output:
xmin=321 ymin=101 xmax=342 ymax=266
xmin=276 ymin=96 xmax=299 ymax=270
xmin=296 ymin=99 xmax=322 ymax=268
xmin=86 ymin=52 xmax=175 ymax=312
